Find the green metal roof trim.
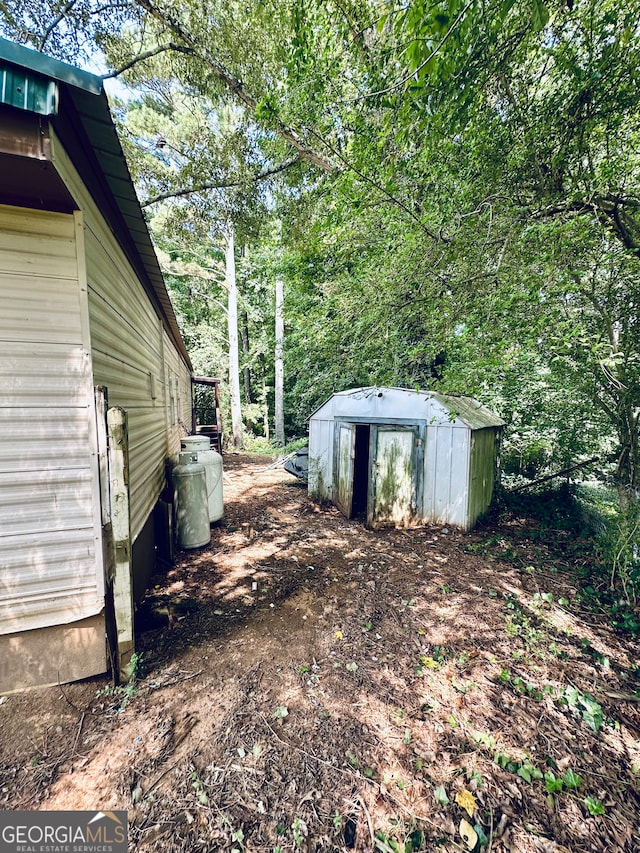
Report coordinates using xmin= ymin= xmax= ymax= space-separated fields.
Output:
xmin=429 ymin=392 xmax=505 ymax=430
xmin=0 ymin=64 xmax=58 ymax=114
xmin=0 ymin=37 xmax=191 ymax=369
xmin=0 ymin=37 xmax=101 ymax=94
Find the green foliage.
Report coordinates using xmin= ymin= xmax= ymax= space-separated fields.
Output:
xmin=560 ymin=687 xmax=604 ymax=732
xmin=433 ymin=785 xmax=449 ymax=806
xmin=191 ymin=770 xmax=210 ymax=806
xmin=95 ymin=652 xmax=144 ymax=712
xmin=584 ymin=795 xmax=606 ymax=816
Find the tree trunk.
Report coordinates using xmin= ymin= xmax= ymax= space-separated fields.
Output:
xmin=274 ymin=277 xmax=285 ymax=446
xmin=261 ymin=358 xmax=270 ymax=442
xmin=241 ymin=310 xmax=253 ymax=404
xmin=225 ymin=222 xmax=243 ymax=449
xmin=607 ymin=387 xmax=640 ymax=598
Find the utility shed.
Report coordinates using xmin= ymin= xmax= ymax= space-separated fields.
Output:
xmin=308 ymin=387 xmax=503 ymax=531
xmin=0 ymin=38 xmax=193 ymax=693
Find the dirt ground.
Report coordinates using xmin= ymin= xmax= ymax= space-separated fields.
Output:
xmin=1 ymin=454 xmax=639 ymax=852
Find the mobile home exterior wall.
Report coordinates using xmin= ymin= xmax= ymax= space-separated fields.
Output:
xmin=0 ymin=205 xmax=106 ymax=687
xmin=0 ymin=38 xmax=195 ymax=692
xmin=51 ymin=133 xmax=191 ymax=542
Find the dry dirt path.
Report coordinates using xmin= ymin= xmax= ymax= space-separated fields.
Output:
xmin=1 ymin=454 xmax=639 ymax=852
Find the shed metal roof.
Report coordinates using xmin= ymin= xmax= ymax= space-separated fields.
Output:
xmin=310 ymin=386 xmax=504 ymax=430
xmin=0 ymin=37 xmax=191 ymax=369
xmin=429 ymin=392 xmax=504 ymax=430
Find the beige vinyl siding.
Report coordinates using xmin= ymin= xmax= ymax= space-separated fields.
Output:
xmin=163 ymin=328 xmax=192 ymax=455
xmin=50 ymin=131 xmax=191 ymax=541
xmin=83 ymin=227 xmax=166 ymax=539
xmin=0 ymin=205 xmax=104 ymax=635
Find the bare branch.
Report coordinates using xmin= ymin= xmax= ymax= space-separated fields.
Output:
xmin=141 ymin=157 xmax=300 ymax=207
xmin=38 ymin=0 xmax=81 ymax=50
xmin=103 ymin=42 xmax=194 ymax=79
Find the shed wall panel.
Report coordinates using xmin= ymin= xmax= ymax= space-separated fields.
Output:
xmin=308 ymin=419 xmax=332 ymax=499
xmin=468 ymin=428 xmax=497 ymax=528
xmin=437 ymin=427 xmax=469 ymax=528
xmin=423 ymin=426 xmax=470 ymax=528
xmin=51 ymin=134 xmax=191 ymax=543
xmin=0 ymin=204 xmax=104 ymax=636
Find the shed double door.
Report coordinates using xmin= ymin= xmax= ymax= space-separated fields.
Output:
xmin=334 ymin=422 xmax=419 ymax=527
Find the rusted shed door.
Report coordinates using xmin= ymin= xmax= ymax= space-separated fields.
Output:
xmin=334 ymin=422 xmax=356 ymax=517
xmin=367 ymin=425 xmax=418 ymax=527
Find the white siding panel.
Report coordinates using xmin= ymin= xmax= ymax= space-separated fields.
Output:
xmin=163 ymin=328 xmax=192 ymax=456
xmin=0 ymin=408 xmax=91 ymax=472
xmin=0 ymin=468 xmax=94 ymax=536
xmin=0 ymin=343 xmax=90 ymax=407
xmin=0 ymin=277 xmax=83 ymax=343
xmin=0 ymin=529 xmax=103 ymax=634
xmin=308 ymin=419 xmax=332 ymax=499
xmin=0 ymin=205 xmax=104 ymax=636
xmin=0 ymin=206 xmax=76 ymax=241
xmin=87 ymin=242 xmax=163 ymax=370
xmin=87 ymin=245 xmax=165 ymax=542
xmin=51 ymin=140 xmax=190 ymax=543
xmin=126 ymin=411 xmax=167 ymax=537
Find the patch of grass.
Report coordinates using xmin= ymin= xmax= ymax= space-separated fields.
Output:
xmin=242 ymin=434 xmax=309 ymax=460
xmin=497 ymin=483 xmax=602 ymax=536
xmin=95 ymin=653 xmax=144 ymax=713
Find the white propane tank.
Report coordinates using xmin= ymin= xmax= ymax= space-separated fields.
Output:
xmin=180 ymin=435 xmax=224 ymax=523
xmin=172 ymin=452 xmax=210 ymax=549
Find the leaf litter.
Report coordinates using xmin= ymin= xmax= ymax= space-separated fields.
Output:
xmin=0 ymin=454 xmax=639 ymax=851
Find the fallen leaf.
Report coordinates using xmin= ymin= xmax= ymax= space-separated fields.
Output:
xmin=459 ymin=818 xmax=478 ymax=851
xmin=434 ymin=784 xmax=449 ymax=805
xmin=456 ymin=788 xmax=477 ymax=818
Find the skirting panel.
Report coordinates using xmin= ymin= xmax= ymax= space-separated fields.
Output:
xmin=0 ymin=612 xmax=107 ymax=694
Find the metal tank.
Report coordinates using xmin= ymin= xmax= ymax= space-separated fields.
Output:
xmin=172 ymin=452 xmax=210 ymax=549
xmin=180 ymin=435 xmax=224 ymax=523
